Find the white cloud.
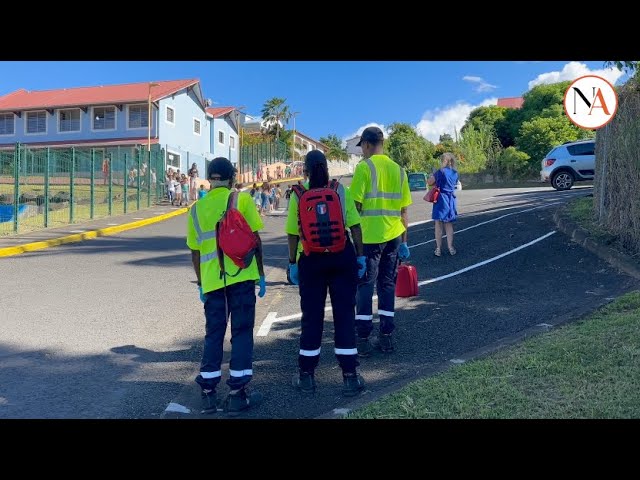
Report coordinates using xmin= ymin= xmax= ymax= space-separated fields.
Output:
xmin=416 ymin=98 xmax=498 ymax=143
xmin=343 ymin=122 xmax=388 ymax=146
xmin=528 ymin=61 xmax=624 ymax=90
xmin=463 ymin=75 xmax=498 ymax=93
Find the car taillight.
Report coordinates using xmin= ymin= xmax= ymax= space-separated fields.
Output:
xmin=544 ymin=159 xmax=556 ymax=167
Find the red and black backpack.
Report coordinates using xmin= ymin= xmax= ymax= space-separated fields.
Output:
xmin=292 ymin=179 xmax=347 ymax=255
xmin=216 ymin=191 xmax=258 ymax=275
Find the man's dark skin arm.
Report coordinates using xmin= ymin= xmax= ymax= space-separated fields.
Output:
xmin=401 ymin=207 xmax=409 ymax=243
xmin=287 ymin=234 xmax=299 ymax=263
xmin=255 ymin=232 xmax=265 ymax=276
xmin=191 ymin=250 xmax=202 ymax=285
xmin=355 ymin=201 xmax=362 ymax=213
xmin=350 ymin=224 xmax=364 ymax=256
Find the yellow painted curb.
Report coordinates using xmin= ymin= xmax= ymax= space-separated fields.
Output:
xmin=0 ymin=205 xmax=191 ymax=258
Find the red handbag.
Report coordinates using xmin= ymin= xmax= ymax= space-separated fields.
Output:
xmin=424 ymin=186 xmax=440 ymax=203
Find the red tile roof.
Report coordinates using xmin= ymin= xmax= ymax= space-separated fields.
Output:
xmin=206 ymin=106 xmax=236 ymax=118
xmin=497 ymin=97 xmax=524 ymax=109
xmin=0 ymin=79 xmax=200 ymax=112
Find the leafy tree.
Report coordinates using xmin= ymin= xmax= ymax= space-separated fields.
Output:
xmin=462 ymin=105 xmax=512 ymax=147
xmin=385 ymin=123 xmax=436 ymax=171
xmin=320 ymin=134 xmax=348 ymax=162
xmin=605 ymin=61 xmax=640 ymax=78
xmin=261 ymin=97 xmax=291 ymax=141
xmin=497 ymin=147 xmax=531 ymax=179
xmin=515 ymin=116 xmax=580 ymax=164
xmin=458 ymin=125 xmax=502 ymax=175
xmin=439 ymin=133 xmax=454 ymax=144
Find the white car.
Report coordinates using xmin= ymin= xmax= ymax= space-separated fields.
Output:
xmin=540 ymin=139 xmax=595 ymax=190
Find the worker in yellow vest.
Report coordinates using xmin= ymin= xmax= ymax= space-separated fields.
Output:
xmin=349 ymin=126 xmax=412 ymax=356
xmin=187 ymin=157 xmax=266 ymax=416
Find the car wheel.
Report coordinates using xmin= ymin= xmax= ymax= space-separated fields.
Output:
xmin=552 ymin=171 xmax=574 ymax=190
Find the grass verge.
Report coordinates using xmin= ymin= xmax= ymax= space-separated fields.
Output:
xmin=349 ymin=291 xmax=640 ymax=419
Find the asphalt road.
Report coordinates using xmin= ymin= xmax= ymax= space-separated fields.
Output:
xmin=1 ymin=183 xmax=637 ymax=418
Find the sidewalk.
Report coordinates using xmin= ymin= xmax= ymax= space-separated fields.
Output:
xmin=0 ymin=201 xmax=188 ymax=256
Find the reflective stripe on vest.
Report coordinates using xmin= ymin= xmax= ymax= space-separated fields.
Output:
xmin=360 ymin=209 xmax=402 ymax=217
xmin=190 ymin=206 xmax=217 ymax=244
xmin=363 ymin=158 xmax=404 ymax=200
xmin=200 ymin=251 xmax=218 ymax=264
xmin=190 ymin=191 xmax=239 ymax=244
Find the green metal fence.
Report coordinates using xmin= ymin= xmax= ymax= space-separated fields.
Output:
xmin=0 ymin=143 xmax=165 ymax=236
xmin=238 ymin=140 xmax=289 ymax=176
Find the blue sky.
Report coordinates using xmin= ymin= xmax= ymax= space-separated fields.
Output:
xmin=0 ymin=61 xmax=625 ymax=143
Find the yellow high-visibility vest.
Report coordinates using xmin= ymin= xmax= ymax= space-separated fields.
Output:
xmin=350 ymin=154 xmax=411 ymax=244
xmin=186 ymin=188 xmax=262 ymax=293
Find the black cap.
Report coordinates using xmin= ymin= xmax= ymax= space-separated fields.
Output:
xmin=207 ymin=157 xmax=236 ymax=181
xmin=356 ymin=126 xmax=384 ymax=147
xmin=305 ymin=150 xmax=327 ymax=170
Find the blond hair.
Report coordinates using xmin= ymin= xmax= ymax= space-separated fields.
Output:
xmin=441 ymin=152 xmax=457 ymax=169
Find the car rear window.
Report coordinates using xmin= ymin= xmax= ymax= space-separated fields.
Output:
xmin=408 ymin=173 xmax=426 ymax=182
xmin=566 ymin=142 xmax=595 ymax=156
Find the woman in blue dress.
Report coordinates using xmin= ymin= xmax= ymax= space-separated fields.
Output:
xmin=428 ymin=152 xmax=459 ymax=257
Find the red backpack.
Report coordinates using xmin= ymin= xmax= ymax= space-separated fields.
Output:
xmin=216 ymin=191 xmax=258 ymax=275
xmin=292 ymin=179 xmax=347 ymax=255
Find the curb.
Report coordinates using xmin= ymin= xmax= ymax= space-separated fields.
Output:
xmin=553 ymin=206 xmax=640 ymax=281
xmin=0 ymin=205 xmax=191 ymax=258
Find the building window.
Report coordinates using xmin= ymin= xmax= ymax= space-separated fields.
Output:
xmin=93 ymin=107 xmax=116 ymax=130
xmin=193 ymin=118 xmax=201 ymax=135
xmin=0 ymin=113 xmax=14 ymax=135
xmin=26 ymin=111 xmax=47 ymax=134
xmin=167 ymin=151 xmax=181 ymax=168
xmin=58 ymin=109 xmax=81 ymax=133
xmin=128 ymin=105 xmax=148 ymax=129
xmin=218 ymin=131 xmax=224 ymax=144
xmin=230 ymin=136 xmax=235 ymax=149
xmin=166 ymin=106 xmax=175 ymax=124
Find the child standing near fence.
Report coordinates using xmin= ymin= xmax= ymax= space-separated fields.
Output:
xmin=173 ymin=174 xmax=182 ymax=206
xmin=167 ymin=172 xmax=176 ymax=205
xmin=180 ymin=174 xmax=189 ymax=206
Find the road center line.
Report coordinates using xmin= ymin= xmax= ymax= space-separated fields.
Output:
xmin=257 ymin=230 xmax=557 ymax=336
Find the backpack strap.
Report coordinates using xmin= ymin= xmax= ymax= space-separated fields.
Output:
xmin=291 ymin=184 xmax=305 ymax=200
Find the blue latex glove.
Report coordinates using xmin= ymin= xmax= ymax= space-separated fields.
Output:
xmin=198 ymin=285 xmax=206 ymax=303
xmin=356 ymin=256 xmax=367 ymax=279
xmin=288 ymin=263 xmax=299 ymax=285
xmin=398 ymin=242 xmax=410 ymax=261
xmin=258 ymin=275 xmax=267 ymax=298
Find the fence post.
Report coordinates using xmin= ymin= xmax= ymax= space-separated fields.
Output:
xmin=137 ymin=148 xmax=141 ymax=211
xmin=70 ymin=147 xmax=75 ymax=224
xmin=124 ymin=153 xmax=128 ymax=214
xmin=13 ymin=143 xmax=20 ymax=233
xmin=147 ymin=149 xmax=151 ymax=207
xmin=90 ymin=149 xmax=95 ymax=220
xmin=45 ymin=147 xmax=50 ymax=228
xmin=108 ymin=153 xmax=113 ymax=216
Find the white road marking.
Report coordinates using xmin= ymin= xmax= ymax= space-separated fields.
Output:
xmin=409 ymin=202 xmax=560 ymax=249
xmin=257 ymin=312 xmax=278 ymax=336
xmin=258 ymin=231 xmax=557 ymax=336
xmin=408 ymin=219 xmax=433 ymax=227
xmin=418 ymin=231 xmax=556 ymax=286
xmin=107 ymin=223 xmax=119 ymax=226
xmin=450 ymin=359 xmax=466 ymax=364
xmin=133 ymin=217 xmax=144 ymax=220
xmin=164 ymin=402 xmax=191 ymax=414
xmin=69 ymin=230 xmax=86 ymax=233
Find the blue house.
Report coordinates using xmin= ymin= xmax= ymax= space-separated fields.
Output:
xmin=0 ymin=78 xmax=210 ymax=174
xmin=206 ymin=106 xmax=242 ymax=166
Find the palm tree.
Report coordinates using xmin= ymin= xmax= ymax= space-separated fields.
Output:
xmin=320 ymin=134 xmax=348 ymax=162
xmin=261 ymin=97 xmax=291 ymax=141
